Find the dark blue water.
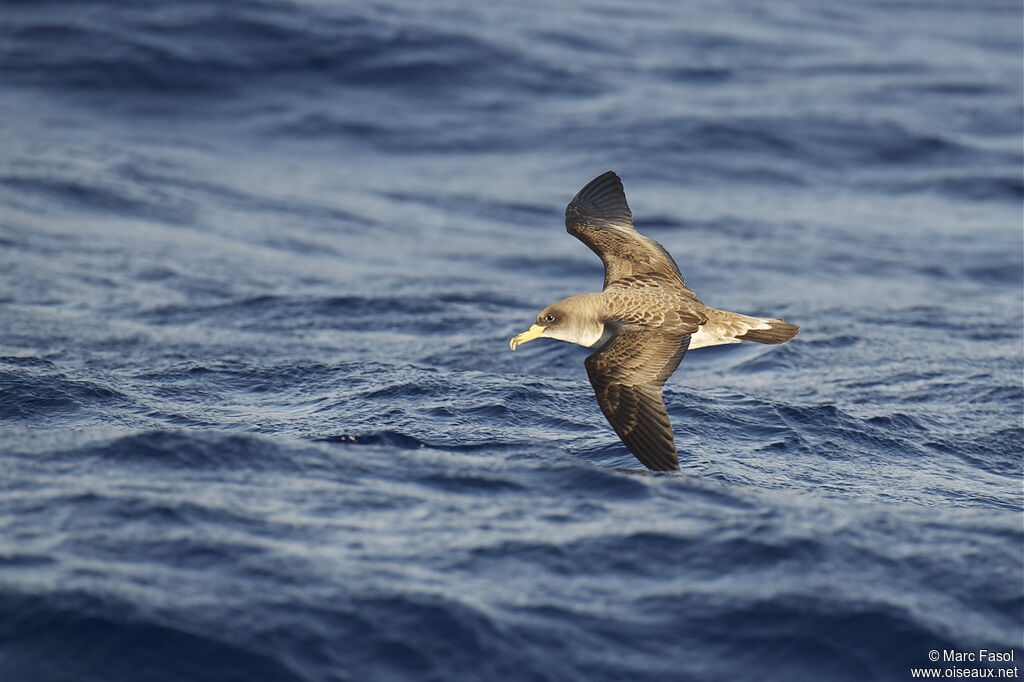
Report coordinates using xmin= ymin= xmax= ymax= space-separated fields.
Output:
xmin=1 ymin=1 xmax=1022 ymax=680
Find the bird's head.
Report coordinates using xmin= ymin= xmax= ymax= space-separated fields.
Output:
xmin=509 ymin=296 xmax=605 ymax=350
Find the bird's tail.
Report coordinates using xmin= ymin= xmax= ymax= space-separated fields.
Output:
xmin=737 ymin=316 xmax=800 ymax=344
xmin=689 ymin=308 xmax=799 ymax=349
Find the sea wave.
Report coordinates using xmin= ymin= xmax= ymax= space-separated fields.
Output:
xmin=1 ymin=0 xmax=1021 ymax=679
xmin=2 ymin=429 xmax=1020 ymax=681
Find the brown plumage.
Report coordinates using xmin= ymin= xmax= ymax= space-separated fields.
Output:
xmin=509 ymin=171 xmax=799 ymax=471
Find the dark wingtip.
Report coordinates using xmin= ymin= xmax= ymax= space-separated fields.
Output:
xmin=566 ymin=171 xmax=632 ymax=225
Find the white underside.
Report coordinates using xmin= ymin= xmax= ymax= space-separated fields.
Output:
xmin=544 ymin=316 xmax=775 ymax=351
xmin=689 ymin=318 xmax=772 ymax=350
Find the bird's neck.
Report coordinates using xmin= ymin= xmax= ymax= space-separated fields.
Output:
xmin=548 ymin=294 xmax=607 ymax=347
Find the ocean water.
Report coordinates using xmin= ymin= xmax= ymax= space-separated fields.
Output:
xmin=1 ymin=1 xmax=1022 ymax=680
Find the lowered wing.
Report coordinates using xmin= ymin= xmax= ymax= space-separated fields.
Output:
xmin=584 ymin=327 xmax=691 ymax=471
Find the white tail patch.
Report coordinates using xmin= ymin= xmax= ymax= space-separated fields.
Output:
xmin=689 ymin=314 xmax=773 ymax=350
xmin=690 ymin=326 xmax=740 ymax=349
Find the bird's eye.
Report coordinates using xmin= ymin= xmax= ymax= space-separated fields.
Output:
xmin=545 ymin=314 xmax=555 ymax=322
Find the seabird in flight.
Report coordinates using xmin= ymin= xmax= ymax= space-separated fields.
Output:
xmin=509 ymin=171 xmax=798 ymax=471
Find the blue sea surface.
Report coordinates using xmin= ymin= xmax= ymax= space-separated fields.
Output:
xmin=1 ymin=1 xmax=1022 ymax=680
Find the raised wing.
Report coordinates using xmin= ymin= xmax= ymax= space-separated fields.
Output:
xmin=565 ymin=171 xmax=688 ymax=291
xmin=584 ymin=327 xmax=691 ymax=471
